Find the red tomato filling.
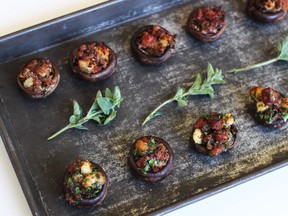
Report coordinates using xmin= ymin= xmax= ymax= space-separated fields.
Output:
xmin=64 ymin=160 xmax=106 ymax=206
xmin=137 ymin=25 xmax=176 ymax=57
xmin=188 ymin=6 xmax=226 ymax=35
xmin=133 ymin=137 xmax=170 ymax=173
xmin=192 ymin=113 xmax=236 ymax=156
xmin=19 ymin=59 xmax=56 ymax=94
xmin=250 ymin=86 xmax=288 ymax=125
xmin=74 ymin=42 xmax=111 ymax=74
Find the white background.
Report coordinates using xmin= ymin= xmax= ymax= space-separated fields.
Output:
xmin=0 ymin=1 xmax=287 ymax=215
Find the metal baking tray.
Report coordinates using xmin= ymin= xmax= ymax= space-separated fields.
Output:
xmin=0 ymin=0 xmax=288 ymax=215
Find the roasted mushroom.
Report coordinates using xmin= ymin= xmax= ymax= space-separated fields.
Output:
xmin=131 ymin=25 xmax=176 ymax=65
xmin=187 ymin=5 xmax=227 ymax=42
xmin=190 ymin=112 xmax=238 ymax=157
xmin=250 ymin=86 xmax=288 ymax=127
xmin=63 ymin=159 xmax=108 ymax=208
xmin=69 ymin=42 xmax=117 ymax=82
xmin=128 ymin=136 xmax=174 ymax=182
xmin=17 ymin=58 xmax=60 ymax=99
xmin=247 ymin=0 xmax=288 ymax=23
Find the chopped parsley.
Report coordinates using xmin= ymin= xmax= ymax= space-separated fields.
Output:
xmin=75 ymin=187 xmax=81 ymax=194
xmin=148 ymin=138 xmax=157 ymax=147
xmin=68 ymin=177 xmax=74 ymax=185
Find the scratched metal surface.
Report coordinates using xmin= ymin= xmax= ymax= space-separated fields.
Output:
xmin=0 ymin=0 xmax=288 ymax=215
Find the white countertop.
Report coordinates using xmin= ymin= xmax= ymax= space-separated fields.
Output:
xmin=0 ymin=1 xmax=287 ymax=215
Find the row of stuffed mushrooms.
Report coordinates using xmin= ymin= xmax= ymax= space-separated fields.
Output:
xmin=18 ymin=1 xmax=287 ymax=99
xmin=63 ymin=85 xmax=288 ymax=208
xmin=63 ymin=123 xmax=236 ymax=208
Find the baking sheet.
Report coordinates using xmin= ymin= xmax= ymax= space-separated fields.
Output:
xmin=0 ymin=0 xmax=288 ymax=215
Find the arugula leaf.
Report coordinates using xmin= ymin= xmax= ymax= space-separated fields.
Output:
xmin=142 ymin=63 xmax=225 ymax=125
xmin=47 ymin=86 xmax=123 ymax=140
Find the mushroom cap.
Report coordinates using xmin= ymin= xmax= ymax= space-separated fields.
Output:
xmin=190 ymin=113 xmax=238 ymax=156
xmin=63 ymin=160 xmax=109 ymax=208
xmin=128 ymin=136 xmax=174 ymax=182
xmin=69 ymin=42 xmax=117 ymax=82
xmin=131 ymin=25 xmax=176 ymax=65
xmin=17 ymin=58 xmax=60 ymax=99
xmin=256 ymin=93 xmax=287 ymax=128
xmin=186 ymin=6 xmax=227 ymax=42
xmin=247 ymin=0 xmax=288 ymax=23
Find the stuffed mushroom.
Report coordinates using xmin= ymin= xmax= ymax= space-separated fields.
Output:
xmin=63 ymin=159 xmax=108 ymax=208
xmin=247 ymin=0 xmax=288 ymax=23
xmin=187 ymin=5 xmax=227 ymax=42
xmin=131 ymin=25 xmax=176 ymax=65
xmin=128 ymin=136 xmax=174 ymax=182
xmin=191 ymin=112 xmax=238 ymax=157
xmin=250 ymin=86 xmax=288 ymax=127
xmin=69 ymin=41 xmax=117 ymax=82
xmin=17 ymin=58 xmax=60 ymax=98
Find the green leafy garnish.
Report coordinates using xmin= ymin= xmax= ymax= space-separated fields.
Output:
xmin=228 ymin=36 xmax=288 ymax=73
xmin=75 ymin=187 xmax=81 ymax=194
xmin=86 ymin=187 xmax=92 ymax=193
xmin=148 ymin=138 xmax=157 ymax=147
xmin=47 ymin=86 xmax=122 ymax=140
xmin=140 ymin=159 xmax=159 ymax=174
xmin=142 ymin=63 xmax=225 ymax=125
xmin=67 ymin=177 xmax=74 ymax=185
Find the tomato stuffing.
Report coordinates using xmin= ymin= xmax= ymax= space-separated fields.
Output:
xmin=73 ymin=42 xmax=111 ymax=74
xmin=250 ymin=86 xmax=288 ymax=127
xmin=63 ymin=160 xmax=106 ymax=207
xmin=133 ymin=137 xmax=170 ymax=174
xmin=136 ymin=25 xmax=176 ymax=57
xmin=192 ymin=112 xmax=238 ymax=156
xmin=19 ymin=58 xmax=57 ymax=95
xmin=188 ymin=6 xmax=226 ymax=36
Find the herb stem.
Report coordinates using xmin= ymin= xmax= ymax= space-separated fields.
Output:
xmin=142 ymin=98 xmax=174 ymax=126
xmin=47 ymin=124 xmax=72 ymax=140
xmin=85 ymin=110 xmax=103 ymax=120
xmin=228 ymin=58 xmax=279 ymax=73
xmin=47 ymin=110 xmax=103 ymax=140
xmin=47 ymin=86 xmax=122 ymax=141
xmin=141 ymin=63 xmax=225 ymax=126
xmin=142 ymin=90 xmax=213 ymax=126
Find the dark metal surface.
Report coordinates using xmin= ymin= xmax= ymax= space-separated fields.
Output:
xmin=0 ymin=0 xmax=288 ymax=215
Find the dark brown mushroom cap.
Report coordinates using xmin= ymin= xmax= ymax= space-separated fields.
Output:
xmin=63 ymin=160 xmax=109 ymax=208
xmin=131 ymin=25 xmax=176 ymax=65
xmin=247 ymin=0 xmax=288 ymax=23
xmin=17 ymin=58 xmax=60 ymax=99
xmin=259 ymin=116 xmax=286 ymax=128
xmin=69 ymin=42 xmax=117 ymax=82
xmin=186 ymin=6 xmax=227 ymax=42
xmin=187 ymin=23 xmax=227 ymax=42
xmin=128 ymin=136 xmax=174 ymax=182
